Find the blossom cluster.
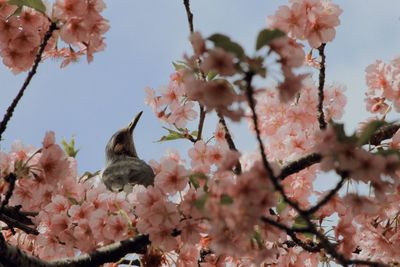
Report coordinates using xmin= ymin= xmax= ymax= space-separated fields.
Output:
xmin=0 ymin=0 xmax=109 ymax=73
xmin=0 ymin=4 xmax=50 ymax=73
xmin=1 ymin=132 xmax=135 ymax=260
xmin=365 ymin=57 xmax=400 ymax=113
xmin=145 ymin=71 xmax=198 ymax=128
xmin=52 ymin=0 xmax=109 ymax=66
xmin=311 ymin=125 xmax=400 ymax=260
xmin=183 ymin=32 xmax=242 ymax=118
xmin=254 ymin=77 xmax=346 ymax=162
xmin=269 ymin=36 xmax=308 ymax=102
xmin=268 ymin=0 xmax=342 ymax=48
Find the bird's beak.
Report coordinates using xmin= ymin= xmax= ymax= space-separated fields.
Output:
xmin=128 ymin=111 xmax=143 ymax=134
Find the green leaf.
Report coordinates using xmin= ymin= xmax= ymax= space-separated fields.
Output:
xmin=206 ymin=71 xmax=218 ymax=81
xmin=293 ymin=216 xmax=308 ymax=229
xmin=256 ymin=29 xmax=285 ymax=50
xmin=7 ymin=5 xmax=22 ymax=18
xmin=172 ymin=61 xmax=186 ymax=71
xmin=251 ymin=229 xmax=264 ymax=248
xmin=157 ymin=127 xmax=185 ymax=142
xmin=8 ymin=0 xmax=46 ymax=14
xmin=293 ymin=216 xmax=314 ymax=239
xmin=190 ymin=130 xmax=199 ymax=138
xmin=189 ymin=173 xmax=207 ymax=189
xmin=189 ymin=175 xmax=200 ymax=189
xmin=61 ymin=137 xmax=79 ymax=158
xmin=276 ymin=197 xmax=288 ymax=214
xmin=78 ymin=170 xmax=101 ymax=183
xmin=208 ymin=33 xmax=245 ymax=58
xmin=374 ymin=148 xmax=400 ymax=158
xmin=357 ymin=120 xmax=388 ymax=146
xmin=194 ymin=193 xmax=208 ymax=210
xmin=67 ymin=197 xmax=79 ymax=205
xmin=220 ymin=194 xmax=233 ymax=205
xmin=331 ymin=122 xmax=357 ymax=143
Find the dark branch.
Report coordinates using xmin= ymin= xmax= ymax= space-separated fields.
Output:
xmin=0 ymin=234 xmax=150 ymax=267
xmin=182 ymin=0 xmax=207 ymax=143
xmin=306 ymin=174 xmax=345 ymax=215
xmin=0 ymin=212 xmax=38 ymax=235
xmin=278 ymin=153 xmax=322 ymax=180
xmin=317 ymin=43 xmax=327 ymax=130
xmin=183 ymin=0 xmax=194 ymax=33
xmin=244 ymin=72 xmax=275 ymax=179
xmin=196 ymin=104 xmax=206 ymax=141
xmin=0 ymin=22 xmax=57 ymax=142
xmin=369 ymin=124 xmax=400 ymax=145
xmin=217 ymin=112 xmax=242 ymax=174
xmin=1 ymin=173 xmax=16 ymax=208
xmin=261 ymin=217 xmax=322 ymax=253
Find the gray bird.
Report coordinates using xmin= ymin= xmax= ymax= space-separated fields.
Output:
xmin=102 ymin=111 xmax=155 ymax=192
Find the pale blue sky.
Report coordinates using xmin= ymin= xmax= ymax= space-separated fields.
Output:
xmin=1 ymin=0 xmax=400 ymax=177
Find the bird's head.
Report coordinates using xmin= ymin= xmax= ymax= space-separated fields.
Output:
xmin=105 ymin=111 xmax=143 ymax=163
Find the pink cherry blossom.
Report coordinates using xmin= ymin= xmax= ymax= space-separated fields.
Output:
xmin=188 ymin=141 xmax=211 ymax=173
xmin=154 ymin=158 xmax=188 ymax=194
xmin=201 ymin=47 xmax=236 ymax=76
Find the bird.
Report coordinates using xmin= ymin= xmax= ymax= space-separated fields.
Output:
xmin=102 ymin=111 xmax=155 ymax=192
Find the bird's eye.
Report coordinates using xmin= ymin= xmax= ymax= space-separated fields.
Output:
xmin=114 ymin=133 xmax=124 ymax=144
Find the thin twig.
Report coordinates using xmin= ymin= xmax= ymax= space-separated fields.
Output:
xmin=183 ymin=0 xmax=194 ymax=33
xmin=261 ymin=217 xmax=322 ymax=253
xmin=217 ymin=112 xmax=242 ymax=174
xmin=0 ymin=22 xmax=57 ymax=142
xmin=317 ymin=43 xmax=327 ymax=130
xmin=245 ymin=71 xmax=304 ymax=214
xmin=244 ymin=72 xmax=275 ymax=179
xmin=306 ymin=174 xmax=346 ymax=215
xmin=182 ymin=0 xmax=207 ymax=142
xmin=196 ymin=104 xmax=206 ymax=141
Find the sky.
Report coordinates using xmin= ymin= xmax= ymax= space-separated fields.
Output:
xmin=1 ymin=0 xmax=400 ymax=178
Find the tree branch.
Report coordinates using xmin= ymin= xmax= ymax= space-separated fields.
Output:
xmin=306 ymin=174 xmax=346 ymax=215
xmin=217 ymin=112 xmax=242 ymax=174
xmin=0 ymin=234 xmax=150 ymax=267
xmin=278 ymin=153 xmax=322 ymax=180
xmin=244 ymin=72 xmax=276 ymax=179
xmin=1 ymin=173 xmax=16 ymax=209
xmin=369 ymin=124 xmax=400 ymax=145
xmin=317 ymin=43 xmax=327 ymax=130
xmin=183 ymin=0 xmax=194 ymax=33
xmin=0 ymin=22 xmax=57 ymax=142
xmin=261 ymin=216 xmax=322 ymax=253
xmin=0 ymin=212 xmax=38 ymax=235
xmin=247 ymin=70 xmax=388 ymax=266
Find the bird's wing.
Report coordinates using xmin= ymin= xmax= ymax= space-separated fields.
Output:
xmin=102 ymin=158 xmax=155 ymax=192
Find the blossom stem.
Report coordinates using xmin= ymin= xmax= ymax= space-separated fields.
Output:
xmin=317 ymin=43 xmax=327 ymax=130
xmin=0 ymin=22 xmax=58 ymax=142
